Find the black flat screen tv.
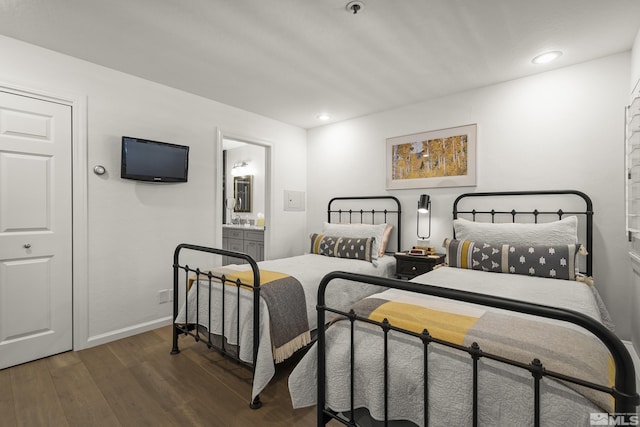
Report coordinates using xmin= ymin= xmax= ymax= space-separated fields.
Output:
xmin=121 ymin=136 xmax=189 ymax=183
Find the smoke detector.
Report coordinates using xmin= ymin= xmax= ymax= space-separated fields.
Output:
xmin=346 ymin=1 xmax=364 ymax=14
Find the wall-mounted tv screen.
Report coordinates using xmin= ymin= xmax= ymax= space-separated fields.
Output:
xmin=121 ymin=136 xmax=189 ymax=183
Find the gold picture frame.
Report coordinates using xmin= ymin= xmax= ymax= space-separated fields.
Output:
xmin=233 ymin=175 xmax=252 ymax=213
xmin=386 ymin=124 xmax=477 ymax=189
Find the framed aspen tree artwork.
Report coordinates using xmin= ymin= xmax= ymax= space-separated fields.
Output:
xmin=386 ymin=124 xmax=477 ymax=189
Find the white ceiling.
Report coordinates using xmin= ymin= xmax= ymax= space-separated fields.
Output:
xmin=1 ymin=0 xmax=639 ymax=129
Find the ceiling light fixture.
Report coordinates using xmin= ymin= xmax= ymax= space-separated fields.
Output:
xmin=317 ymin=114 xmax=331 ymax=121
xmin=531 ymin=51 xmax=563 ymax=64
xmin=346 ymin=1 xmax=364 ymax=14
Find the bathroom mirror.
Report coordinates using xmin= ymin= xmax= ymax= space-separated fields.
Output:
xmin=234 ymin=175 xmax=252 ymax=213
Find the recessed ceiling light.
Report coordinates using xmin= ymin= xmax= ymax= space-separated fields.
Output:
xmin=317 ymin=114 xmax=331 ymax=121
xmin=531 ymin=51 xmax=563 ymax=64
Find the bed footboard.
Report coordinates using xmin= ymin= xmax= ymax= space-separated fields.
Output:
xmin=316 ymin=271 xmax=640 ymax=426
xmin=171 ymin=243 xmax=262 ymax=409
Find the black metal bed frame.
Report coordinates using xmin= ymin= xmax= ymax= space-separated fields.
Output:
xmin=453 ymin=189 xmax=594 ymax=276
xmin=327 ymin=196 xmax=402 ymax=253
xmin=171 ymin=244 xmax=262 ymax=406
xmin=171 ymin=195 xmax=401 ymax=409
xmin=316 ymin=190 xmax=639 ymax=426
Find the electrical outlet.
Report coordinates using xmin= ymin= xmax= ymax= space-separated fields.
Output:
xmin=157 ymin=289 xmax=171 ymax=304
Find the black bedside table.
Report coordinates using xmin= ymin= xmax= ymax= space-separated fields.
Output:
xmin=394 ymin=252 xmax=446 ymax=280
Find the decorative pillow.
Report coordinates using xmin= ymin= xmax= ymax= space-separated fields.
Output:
xmin=310 ymin=233 xmax=374 ymax=262
xmin=310 ymin=233 xmax=338 ymax=256
xmin=453 ymin=216 xmax=578 ymax=246
xmin=444 ymin=238 xmax=580 ymax=281
xmin=379 ymin=224 xmax=394 ymax=256
xmin=322 ymin=222 xmax=390 ymax=258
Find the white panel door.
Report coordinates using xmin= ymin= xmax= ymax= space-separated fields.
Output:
xmin=0 ymin=91 xmax=72 ymax=369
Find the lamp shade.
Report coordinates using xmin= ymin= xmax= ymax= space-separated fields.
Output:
xmin=418 ymin=194 xmax=430 ymax=213
xmin=417 ymin=194 xmax=431 ymax=239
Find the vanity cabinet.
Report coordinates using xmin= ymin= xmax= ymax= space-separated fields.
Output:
xmin=222 ymin=227 xmax=264 ymax=265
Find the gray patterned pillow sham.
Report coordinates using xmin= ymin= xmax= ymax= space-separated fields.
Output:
xmin=444 ymin=238 xmax=581 ymax=281
xmin=310 ymin=233 xmax=374 ymax=262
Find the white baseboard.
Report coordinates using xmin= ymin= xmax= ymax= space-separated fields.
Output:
xmin=85 ymin=316 xmax=173 ymax=348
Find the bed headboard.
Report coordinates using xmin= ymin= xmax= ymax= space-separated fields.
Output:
xmin=452 ymin=190 xmax=594 ymax=276
xmin=327 ymin=196 xmax=402 ymax=254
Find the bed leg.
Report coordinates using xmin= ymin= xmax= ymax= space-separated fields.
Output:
xmin=250 ymin=395 xmax=262 ymax=409
xmin=170 ymin=324 xmax=181 ymax=355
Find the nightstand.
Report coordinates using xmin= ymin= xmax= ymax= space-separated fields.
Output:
xmin=394 ymin=252 xmax=446 ymax=280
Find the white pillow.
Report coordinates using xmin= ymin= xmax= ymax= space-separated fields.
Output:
xmin=322 ymin=222 xmax=390 ymax=259
xmin=453 ymin=216 xmax=578 ymax=246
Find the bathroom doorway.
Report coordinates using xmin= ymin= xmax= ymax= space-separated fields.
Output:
xmin=222 ymin=138 xmax=267 ymax=225
xmin=217 ymin=132 xmax=271 ymax=260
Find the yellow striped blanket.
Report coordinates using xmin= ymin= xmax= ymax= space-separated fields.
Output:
xmin=351 ymin=293 xmax=614 ymax=412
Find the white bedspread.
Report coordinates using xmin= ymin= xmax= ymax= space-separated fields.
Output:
xmin=174 ymin=253 xmax=395 ymax=401
xmin=288 ymin=266 xmax=615 ymax=426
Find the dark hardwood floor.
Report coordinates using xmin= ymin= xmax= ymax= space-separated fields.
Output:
xmin=0 ymin=326 xmax=333 ymax=426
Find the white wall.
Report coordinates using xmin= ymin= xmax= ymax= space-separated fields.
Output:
xmin=308 ymin=53 xmax=633 ymax=340
xmin=0 ymin=34 xmax=307 ymax=348
xmin=630 ymin=27 xmax=640 ymax=357
xmin=631 ymin=28 xmax=640 ymax=93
